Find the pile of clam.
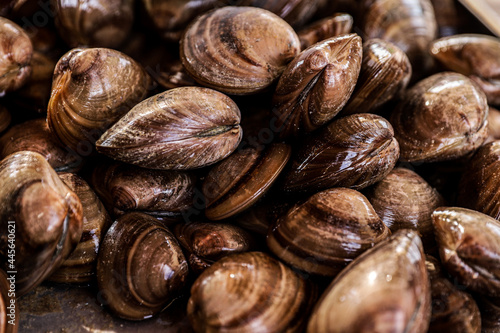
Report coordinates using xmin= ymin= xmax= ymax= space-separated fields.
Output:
xmin=2 ymin=0 xmax=500 ymax=332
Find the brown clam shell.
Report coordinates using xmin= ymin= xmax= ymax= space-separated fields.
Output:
xmin=91 ymin=162 xmax=197 ymax=221
xmin=187 ymin=251 xmax=316 ymax=333
xmin=364 ymin=167 xmax=444 ymax=252
xmin=432 ymin=207 xmax=500 ymax=297
xmin=457 ymin=141 xmax=500 ymax=219
xmin=283 ymin=113 xmax=400 ymax=193
xmin=173 ymin=222 xmax=254 ymax=274
xmin=0 ymin=16 xmax=32 ymax=94
xmin=0 ymin=270 xmax=17 ymax=333
xmin=49 ymin=173 xmax=112 ymax=283
xmin=52 ymin=0 xmax=134 ymax=48
xmin=0 ymin=119 xmax=80 ymax=172
xmin=390 ymin=72 xmax=488 ymax=163
xmin=267 ymin=187 xmax=390 ymax=277
xmin=430 ymin=34 xmax=500 ymax=105
xmin=341 ymin=38 xmax=412 ymax=115
xmin=47 ymin=48 xmax=150 ymax=152
xmin=426 ymin=256 xmax=481 ymax=333
xmin=272 ymin=34 xmax=362 ymax=139
xmin=307 ymin=229 xmax=431 ymax=333
xmin=180 ymin=6 xmax=300 ymax=95
xmin=297 ymin=13 xmax=354 ymax=50
xmin=360 ymin=0 xmax=437 ymax=74
xmin=96 ymin=87 xmax=242 ymax=170
xmin=202 ymin=143 xmax=291 ymax=220
xmin=0 ymin=151 xmax=83 ymax=296
xmin=97 ymin=212 xmax=189 ymax=320
xmin=429 ymin=0 xmax=459 ymax=37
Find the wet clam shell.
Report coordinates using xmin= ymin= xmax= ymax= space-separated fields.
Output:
xmin=0 ymin=119 xmax=80 ymax=172
xmin=187 ymin=251 xmax=316 ymax=333
xmin=364 ymin=167 xmax=444 ymax=251
xmin=430 ymin=34 xmax=500 ymax=105
xmin=96 ymin=87 xmax=242 ymax=170
xmin=47 ymin=47 xmax=150 ymax=152
xmin=97 ymin=212 xmax=189 ymax=320
xmin=0 ymin=17 xmax=32 ymax=94
xmin=297 ymin=13 xmax=354 ymax=50
xmin=180 ymin=6 xmax=300 ymax=95
xmin=307 ymin=229 xmax=431 ymax=333
xmin=49 ymin=173 xmax=112 ymax=283
xmin=272 ymin=34 xmax=362 ymax=138
xmin=0 ymin=151 xmax=83 ymax=296
xmin=202 ymin=143 xmax=291 ymax=220
xmin=267 ymin=187 xmax=390 ymax=276
xmin=173 ymin=222 xmax=254 ymax=274
xmin=283 ymin=113 xmax=399 ymax=193
xmin=390 ymin=72 xmax=488 ymax=163
xmin=341 ymin=38 xmax=412 ymax=115
xmin=432 ymin=207 xmax=500 ymax=297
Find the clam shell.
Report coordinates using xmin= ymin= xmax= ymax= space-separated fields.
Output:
xmin=97 ymin=212 xmax=189 ymax=320
xmin=267 ymin=187 xmax=390 ymax=276
xmin=47 ymin=47 xmax=150 ymax=152
xmin=272 ymin=34 xmax=362 ymax=138
xmin=180 ymin=6 xmax=300 ymax=95
xmin=364 ymin=167 xmax=444 ymax=252
xmin=173 ymin=222 xmax=254 ymax=274
xmin=187 ymin=251 xmax=316 ymax=333
xmin=96 ymin=87 xmax=242 ymax=170
xmin=0 ymin=17 xmax=32 ymax=94
xmin=360 ymin=0 xmax=437 ymax=74
xmin=390 ymin=72 xmax=488 ymax=163
xmin=49 ymin=173 xmax=112 ymax=283
xmin=430 ymin=34 xmax=500 ymax=105
xmin=342 ymin=38 xmax=412 ymax=115
xmin=202 ymin=143 xmax=291 ymax=220
xmin=432 ymin=207 xmax=500 ymax=297
xmin=307 ymin=230 xmax=431 ymax=333
xmin=0 ymin=151 xmax=83 ymax=296
xmin=0 ymin=119 xmax=81 ymax=172
xmin=283 ymin=113 xmax=400 ymax=193
xmin=297 ymin=13 xmax=354 ymax=50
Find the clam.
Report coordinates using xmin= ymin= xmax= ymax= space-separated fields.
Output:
xmin=364 ymin=167 xmax=444 ymax=251
xmin=267 ymin=187 xmax=390 ymax=277
xmin=0 ymin=151 xmax=83 ymax=296
xmin=0 ymin=269 xmax=17 ymax=333
xmin=97 ymin=212 xmax=189 ymax=320
xmin=47 ymin=48 xmax=150 ymax=153
xmin=429 ymin=0 xmax=459 ymax=37
xmin=49 ymin=173 xmax=112 ymax=283
xmin=360 ymin=0 xmax=436 ymax=75
xmin=52 ymin=0 xmax=134 ymax=48
xmin=430 ymin=34 xmax=500 ymax=105
xmin=0 ymin=16 xmax=32 ymax=94
xmin=283 ymin=113 xmax=399 ymax=193
xmin=202 ymin=143 xmax=291 ymax=220
xmin=432 ymin=207 xmax=500 ymax=297
xmin=173 ymin=222 xmax=254 ymax=274
xmin=341 ymin=38 xmax=412 ymax=115
xmin=390 ymin=72 xmax=488 ymax=163
xmin=90 ymin=162 xmax=197 ymax=222
xmin=426 ymin=255 xmax=481 ymax=333
xmin=180 ymin=6 xmax=300 ymax=95
xmin=187 ymin=251 xmax=316 ymax=332
xmin=307 ymin=229 xmax=431 ymax=333
xmin=297 ymin=13 xmax=354 ymax=50
xmin=272 ymin=34 xmax=362 ymax=139
xmin=0 ymin=119 xmax=81 ymax=172
xmin=96 ymin=87 xmax=242 ymax=170
xmin=457 ymin=141 xmax=500 ymax=219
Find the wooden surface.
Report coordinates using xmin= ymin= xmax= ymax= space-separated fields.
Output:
xmin=459 ymin=0 xmax=500 ymax=36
